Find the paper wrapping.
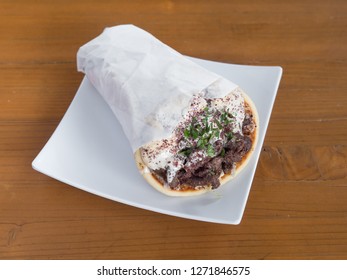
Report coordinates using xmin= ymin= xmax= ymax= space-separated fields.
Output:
xmin=77 ymin=25 xmax=238 ymax=152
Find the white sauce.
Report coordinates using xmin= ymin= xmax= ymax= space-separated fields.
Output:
xmin=209 ymin=88 xmax=245 ymax=134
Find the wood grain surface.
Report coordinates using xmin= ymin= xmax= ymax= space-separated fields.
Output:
xmin=1 ymin=0 xmax=346 ymax=260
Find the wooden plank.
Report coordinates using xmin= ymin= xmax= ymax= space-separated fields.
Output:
xmin=0 ymin=0 xmax=346 ymax=260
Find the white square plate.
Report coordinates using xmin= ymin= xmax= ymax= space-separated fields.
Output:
xmin=32 ymin=57 xmax=282 ymax=224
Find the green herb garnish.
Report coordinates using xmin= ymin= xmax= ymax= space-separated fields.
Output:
xmin=215 ymin=119 xmax=223 ymax=130
xmin=179 ymin=148 xmax=192 ymax=157
xmin=226 ymin=132 xmax=234 ymax=141
xmin=207 ymin=144 xmax=215 ymax=157
xmin=191 ymin=127 xmax=199 ymax=139
xmin=180 ymin=106 xmax=236 ymax=157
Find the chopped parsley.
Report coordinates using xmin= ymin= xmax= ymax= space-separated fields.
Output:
xmin=178 ymin=106 xmax=235 ymax=157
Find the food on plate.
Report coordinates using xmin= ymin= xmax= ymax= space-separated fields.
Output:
xmin=135 ymin=87 xmax=258 ymax=196
xmin=76 ymin=25 xmax=259 ymax=197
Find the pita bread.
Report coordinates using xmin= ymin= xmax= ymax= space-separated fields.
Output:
xmin=134 ymin=89 xmax=259 ymax=196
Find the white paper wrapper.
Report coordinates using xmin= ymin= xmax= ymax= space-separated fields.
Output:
xmin=77 ymin=24 xmax=238 ymax=152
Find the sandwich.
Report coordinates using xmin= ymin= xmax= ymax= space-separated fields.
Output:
xmin=77 ymin=25 xmax=259 ymax=197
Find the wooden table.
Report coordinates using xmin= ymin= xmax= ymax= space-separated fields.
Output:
xmin=1 ymin=0 xmax=346 ymax=260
